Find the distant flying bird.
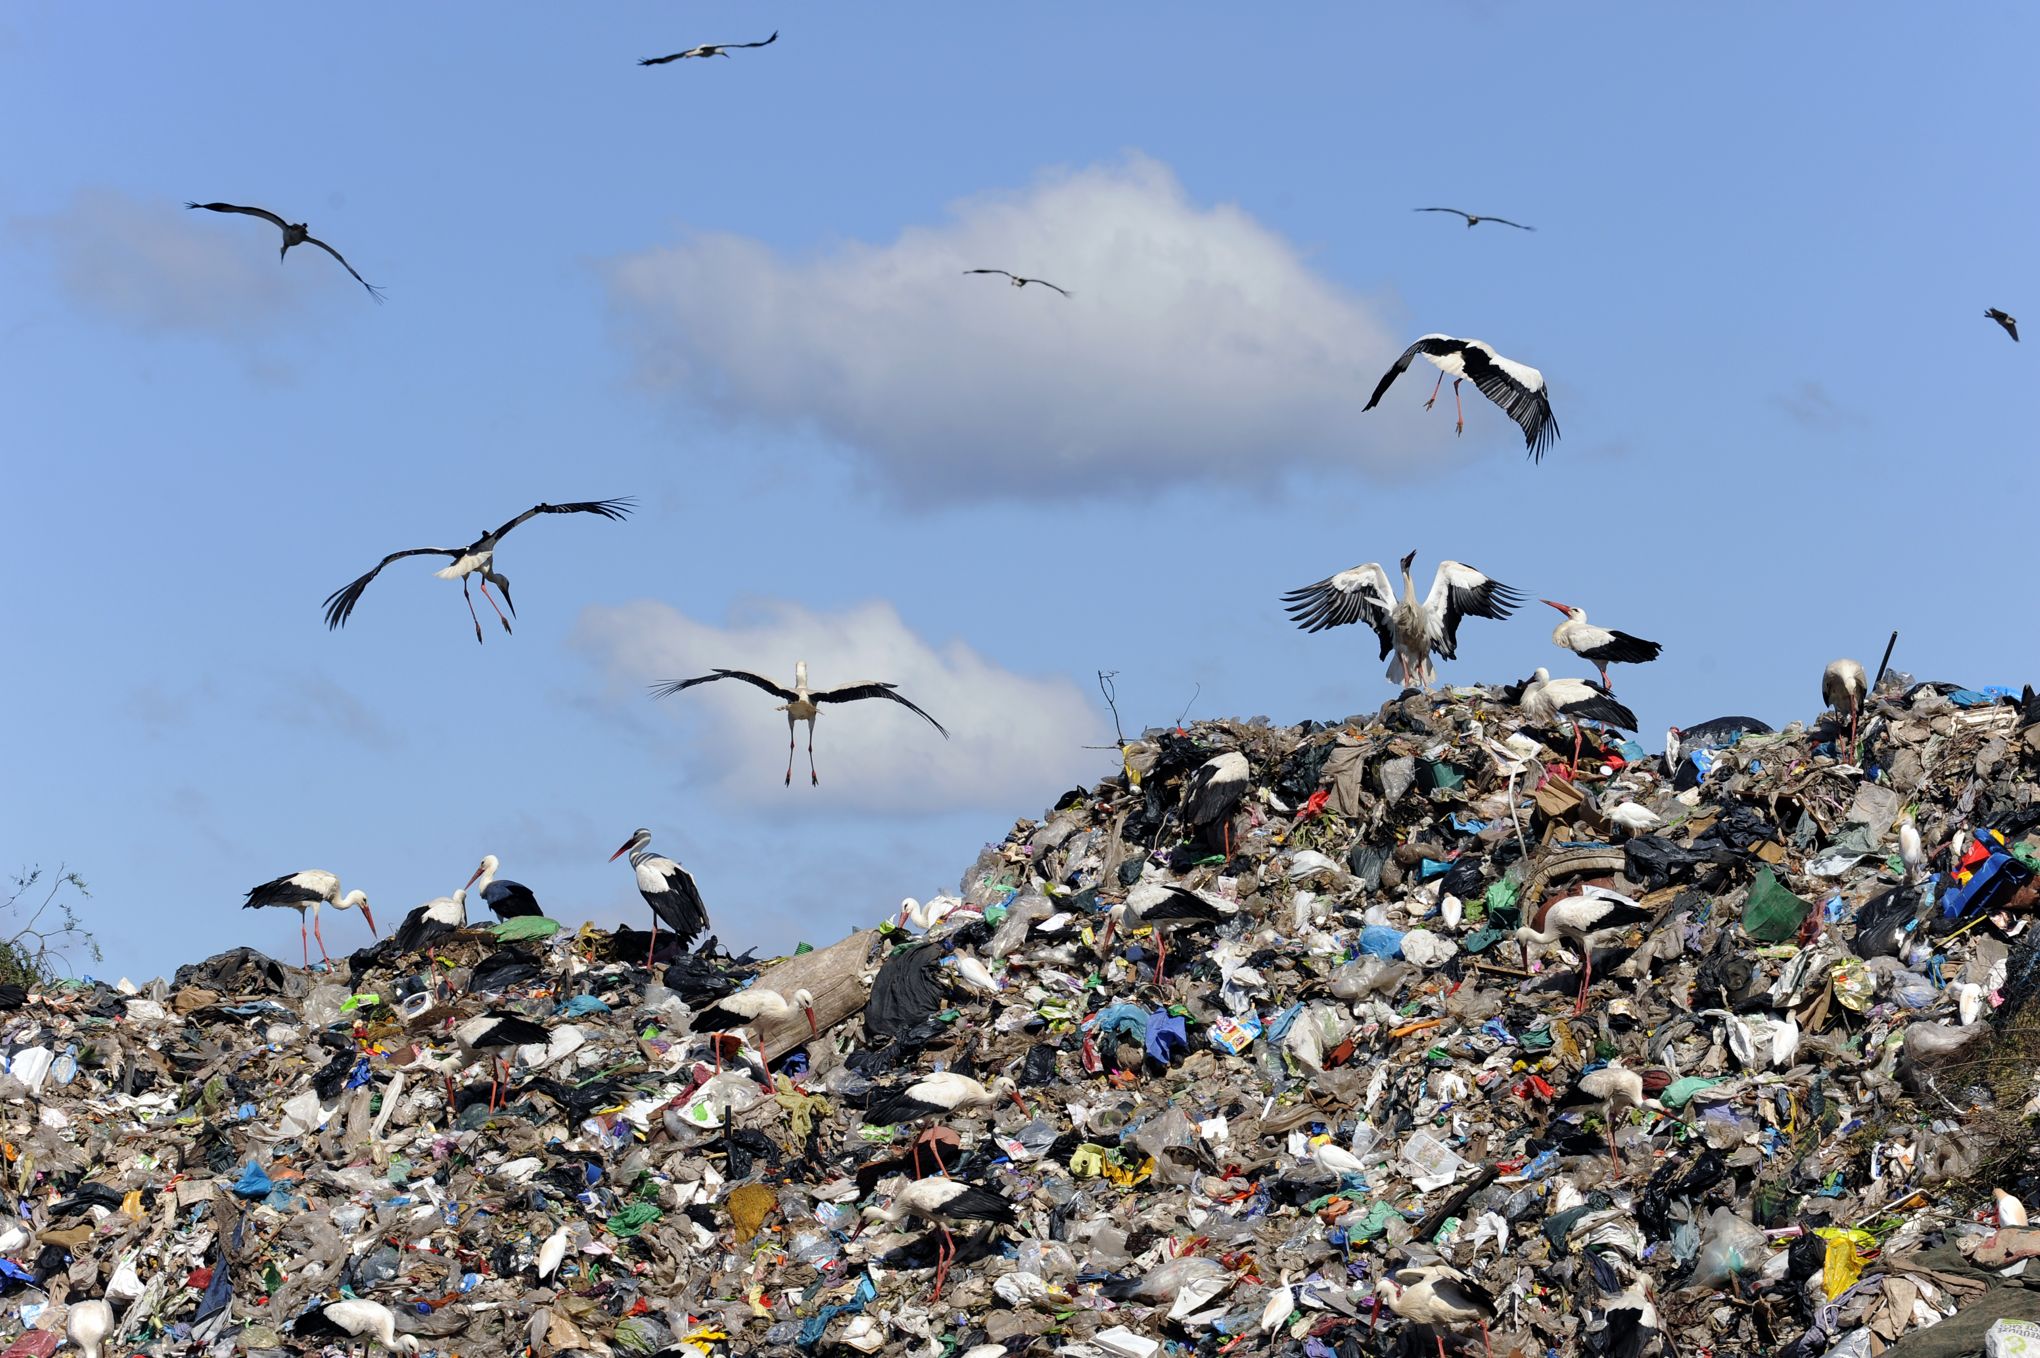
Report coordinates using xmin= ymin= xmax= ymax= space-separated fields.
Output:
xmin=1364 ymin=334 xmax=1559 ymax=460
xmin=322 ymin=498 xmax=633 ymax=643
xmin=242 ymin=870 xmax=376 ymax=968
xmin=1517 ymin=667 xmax=1640 ymax=772
xmin=184 ymin=201 xmax=384 ymax=300
xmin=963 ymin=269 xmax=1071 ymax=297
xmin=1987 ymin=308 xmax=2019 ymax=342
xmin=1414 ymin=206 xmax=1534 ymax=231
xmin=1282 ymin=551 xmax=1523 ymax=692
xmin=609 ymin=827 xmax=710 ymax=961
xmin=650 ymin=660 xmax=948 ymax=787
xmin=1822 ymin=657 xmax=1869 ymax=759
xmin=1542 ymin=601 xmax=1663 ymax=689
xmin=639 ymin=30 xmax=778 ymax=63
xmin=466 ymin=854 xmax=543 ymax=920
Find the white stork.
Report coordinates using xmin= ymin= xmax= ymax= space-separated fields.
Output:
xmin=1283 ymin=551 xmax=1523 ymax=692
xmin=650 ymin=660 xmax=948 ymax=787
xmin=1374 ymin=1263 xmax=1497 ymax=1358
xmin=448 ymin=1011 xmax=551 ymax=1110
xmin=860 ymin=1175 xmax=1017 ymax=1302
xmin=1898 ymin=813 xmax=1924 ymax=884
xmin=184 ymin=201 xmax=384 ymax=300
xmin=1182 ymin=750 xmax=1251 ymax=857
xmin=1542 ymin=601 xmax=1663 ymax=689
xmin=963 ymin=268 xmax=1071 ymax=297
xmin=1551 ymin=1062 xmax=1648 ymax=1172
xmin=391 ymin=887 xmax=467 ymax=953
xmin=608 ymin=828 xmax=710 ymax=963
xmin=296 ymin=1298 xmax=420 ymax=1354
xmin=1987 ymin=307 xmax=2019 ymax=342
xmin=690 ymin=987 xmax=817 ymax=1068
xmin=895 ymin=895 xmax=976 ymax=933
xmin=322 ymin=498 xmax=634 ymax=643
xmin=1517 ymin=668 xmax=1639 ymax=772
xmin=1363 ymin=334 xmax=1559 ymax=460
xmin=465 ymin=854 xmax=543 ymax=920
xmin=865 ymin=1071 xmax=1027 ymax=1127
xmin=1515 ymin=886 xmax=1652 ymax=1014
xmin=66 ymin=1299 xmax=115 ymax=1358
xmin=1413 ymin=207 xmax=1534 ymax=231
xmin=1822 ymin=657 xmax=1868 ymax=759
xmin=536 ymin=1223 xmax=571 ymax=1282
xmin=1100 ymin=883 xmax=1238 ymax=982
xmin=241 ymin=870 xmax=376 ymax=968
xmin=639 ymin=30 xmax=777 ymax=63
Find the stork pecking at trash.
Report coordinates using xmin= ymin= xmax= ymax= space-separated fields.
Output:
xmin=650 ymin=660 xmax=948 ymax=787
xmin=1375 ymin=1262 xmax=1497 ymax=1358
xmin=1515 ymin=668 xmax=1640 ymax=773
xmin=1283 ymin=551 xmax=1523 ymax=693
xmin=241 ymin=870 xmax=376 ymax=968
xmin=860 ymin=1175 xmax=1017 ymax=1303
xmin=1363 ymin=334 xmax=1559 ymax=460
xmin=1542 ymin=601 xmax=1663 ymax=690
xmin=1101 ymin=884 xmax=1239 ymax=983
xmin=1549 ymin=1062 xmax=1649 ymax=1173
xmin=1822 ymin=657 xmax=1869 ymax=761
xmin=293 ymin=1298 xmax=420 ymax=1354
xmin=1515 ymin=886 xmax=1653 ymax=1014
xmin=690 ymin=986 xmax=815 ymax=1071
xmin=1181 ymin=750 xmax=1250 ymax=858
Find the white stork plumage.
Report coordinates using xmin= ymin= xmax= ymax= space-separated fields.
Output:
xmin=1552 ymin=1062 xmax=1648 ymax=1172
xmin=535 ymin=1223 xmax=571 ymax=1282
xmin=1374 ymin=1263 xmax=1497 ymax=1358
xmin=448 ymin=1010 xmax=551 ymax=1110
xmin=1542 ymin=601 xmax=1663 ymax=689
xmin=66 ymin=1299 xmax=115 ymax=1358
xmin=895 ymin=895 xmax=976 ymax=933
xmin=690 ymin=986 xmax=818 ymax=1059
xmin=1822 ymin=657 xmax=1869 ymax=759
xmin=1100 ymin=883 xmax=1238 ymax=982
xmin=1898 ymin=814 xmax=1924 ymax=884
xmin=322 ymin=498 xmax=634 ymax=643
xmin=391 ymin=887 xmax=467 ymax=953
xmin=639 ymin=30 xmax=778 ymax=63
xmin=1283 ymin=551 xmax=1524 ymax=692
xmin=241 ymin=870 xmax=376 ymax=968
xmin=1182 ymin=750 xmax=1251 ymax=857
xmin=861 ymin=1175 xmax=1017 ymax=1301
xmin=650 ymin=660 xmax=948 ymax=787
xmin=466 ymin=854 xmax=543 ymax=920
xmin=1364 ymin=333 xmax=1559 ymax=460
xmin=1517 ymin=667 xmax=1640 ymax=772
xmin=1516 ymin=886 xmax=1653 ymax=1014
xmin=609 ymin=828 xmax=710 ymax=963
xmin=297 ymin=1298 xmax=420 ymax=1354
xmin=963 ymin=268 xmax=1071 ymax=297
xmin=184 ymin=201 xmax=384 ymax=300
xmin=865 ymin=1071 xmax=1027 ymax=1127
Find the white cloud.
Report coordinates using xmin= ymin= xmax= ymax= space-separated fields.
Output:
xmin=605 ymin=155 xmax=1424 ymax=503
xmin=573 ymin=597 xmax=1109 ymax=812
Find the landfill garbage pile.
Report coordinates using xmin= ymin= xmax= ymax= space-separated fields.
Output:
xmin=8 ymin=677 xmax=2040 ymax=1358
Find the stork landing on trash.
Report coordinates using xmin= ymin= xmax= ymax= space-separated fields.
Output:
xmin=1283 ymin=551 xmax=1523 ymax=692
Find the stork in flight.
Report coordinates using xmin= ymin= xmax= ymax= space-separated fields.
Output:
xmin=963 ymin=269 xmax=1071 ymax=297
xmin=185 ymin=201 xmax=384 ymax=300
xmin=1364 ymin=334 xmax=1559 ymax=460
xmin=1282 ymin=551 xmax=1523 ymax=692
xmin=1987 ymin=308 xmax=2019 ymax=342
xmin=650 ymin=661 xmax=949 ymax=786
xmin=1542 ymin=600 xmax=1663 ymax=689
xmin=1414 ymin=206 xmax=1535 ymax=231
xmin=322 ymin=498 xmax=633 ymax=642
xmin=640 ymin=30 xmax=777 ymax=63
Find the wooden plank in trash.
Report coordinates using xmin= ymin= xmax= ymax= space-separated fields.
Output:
xmin=743 ymin=927 xmax=882 ymax=1061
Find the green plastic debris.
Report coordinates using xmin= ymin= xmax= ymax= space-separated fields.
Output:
xmin=1742 ymin=867 xmax=1810 ymax=944
xmin=1661 ymin=1076 xmax=1728 ymax=1109
xmin=491 ymin=915 xmax=563 ymax=942
xmin=1483 ymin=878 xmax=1521 ymax=930
xmin=606 ymin=1201 xmax=664 ymax=1237
xmin=1346 ymin=1200 xmax=1401 ymax=1241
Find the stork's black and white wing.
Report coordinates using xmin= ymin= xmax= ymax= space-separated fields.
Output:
xmin=649 ymin=668 xmax=801 ymax=703
xmin=932 ymin=1181 xmax=1019 ymax=1225
xmin=301 ymin=234 xmax=385 ymax=301
xmin=1987 ymin=308 xmax=2019 ymax=342
xmin=1561 ymin=683 xmax=1639 ymax=731
xmin=1021 ymin=277 xmax=1072 ymax=296
xmin=186 ymin=201 xmax=291 ymax=231
xmin=1361 ymin=338 xmax=1442 ymax=412
xmin=1422 ymin=561 xmax=1524 ymax=659
xmin=1280 ymin=562 xmax=1398 ymax=658
xmin=488 ymin=498 xmax=636 ymax=542
xmin=1476 ymin=216 xmax=1535 ymax=231
xmin=1413 ymin=207 xmax=1476 ymax=224
xmin=964 ymin=269 xmax=1017 ymax=281
xmin=810 ymin=682 xmax=949 ymax=737
xmin=724 ymin=30 xmax=778 ymax=48
xmin=637 ymin=856 xmax=710 ymax=943
xmin=1140 ymin=887 xmax=1229 ymax=927
xmin=1457 ymin=342 xmax=1559 ymax=461
xmin=322 ymin=547 xmax=463 ymax=629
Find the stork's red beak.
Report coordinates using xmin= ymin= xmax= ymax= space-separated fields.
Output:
xmin=1541 ymin=600 xmax=1571 ymax=614
xmin=465 ymin=864 xmax=486 ymax=889
xmin=1009 ymin=1088 xmax=1031 ymax=1116
xmin=805 ymin=1007 xmax=819 ymax=1038
xmin=608 ymin=838 xmax=636 ymax=862
xmin=361 ymin=905 xmax=379 ymax=938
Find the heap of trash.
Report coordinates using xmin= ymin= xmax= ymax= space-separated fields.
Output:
xmin=8 ymin=673 xmax=2040 ymax=1358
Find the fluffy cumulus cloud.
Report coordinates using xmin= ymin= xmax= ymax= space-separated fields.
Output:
xmin=574 ymin=597 xmax=1109 ymax=811
xmin=605 ymin=155 xmax=1421 ymax=502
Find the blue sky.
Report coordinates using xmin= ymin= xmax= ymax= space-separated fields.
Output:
xmin=3 ymin=5 xmax=2033 ymax=981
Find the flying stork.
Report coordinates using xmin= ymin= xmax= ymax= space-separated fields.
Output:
xmin=1515 ymin=886 xmax=1652 ymax=1014
xmin=639 ymin=30 xmax=778 ymax=63
xmin=608 ymin=827 xmax=710 ymax=963
xmin=1364 ymin=334 xmax=1559 ymax=460
xmin=860 ymin=1175 xmax=1017 ymax=1302
xmin=1413 ymin=207 xmax=1534 ymax=231
xmin=963 ymin=268 xmax=1071 ymax=296
xmin=1282 ymin=551 xmax=1524 ymax=692
xmin=1374 ymin=1263 xmax=1497 ymax=1358
xmin=1516 ymin=667 xmax=1640 ymax=772
xmin=1987 ymin=307 xmax=2019 ymax=342
xmin=241 ymin=870 xmax=376 ymax=968
xmin=185 ymin=201 xmax=385 ymax=300
xmin=1822 ymin=657 xmax=1868 ymax=759
xmin=1542 ymin=601 xmax=1663 ymax=689
xmin=322 ymin=498 xmax=634 ymax=643
xmin=293 ymin=1298 xmax=419 ymax=1354
xmin=465 ymin=854 xmax=543 ymax=919
xmin=650 ymin=660 xmax=948 ymax=787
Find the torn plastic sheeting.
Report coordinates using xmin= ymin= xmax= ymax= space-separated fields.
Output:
xmin=797 ymin=1271 xmax=877 ymax=1348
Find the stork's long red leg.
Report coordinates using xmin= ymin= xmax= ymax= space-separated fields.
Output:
xmin=1571 ymin=724 xmax=1584 ymax=775
xmin=931 ymin=1225 xmax=956 ymax=1302
xmin=1453 ymin=378 xmax=1466 ymax=435
xmin=300 ymin=913 xmax=310 ymax=970
xmin=646 ymin=916 xmax=659 ymax=967
xmin=808 ymin=723 xmax=818 ymax=787
xmin=1424 ymin=371 xmax=1446 ymax=409
xmin=1575 ymin=949 xmax=1593 ymax=1015
xmin=1154 ymin=931 xmax=1168 ymax=984
xmin=312 ymin=911 xmax=332 ymax=966
xmin=1481 ymin=1319 xmax=1493 ymax=1358
xmin=478 ymin=579 xmax=512 ymax=633
xmin=785 ymin=722 xmax=796 ymax=787
xmin=461 ymin=578 xmax=484 ymax=644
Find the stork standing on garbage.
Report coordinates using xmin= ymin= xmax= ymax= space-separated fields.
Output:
xmin=1281 ymin=551 xmax=1524 ymax=692
xmin=1542 ymin=600 xmax=1663 ymax=690
xmin=1823 ymin=657 xmax=1869 ymax=760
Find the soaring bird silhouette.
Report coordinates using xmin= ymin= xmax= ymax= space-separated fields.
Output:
xmin=1987 ymin=308 xmax=2019 ymax=342
xmin=640 ymin=31 xmax=777 ymax=63
xmin=1414 ymin=206 xmax=1534 ymax=231
xmin=964 ymin=269 xmax=1071 ymax=297
xmin=185 ymin=202 xmax=384 ymax=300
xmin=651 ymin=660 xmax=948 ymax=786
xmin=322 ymin=498 xmax=633 ymax=642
